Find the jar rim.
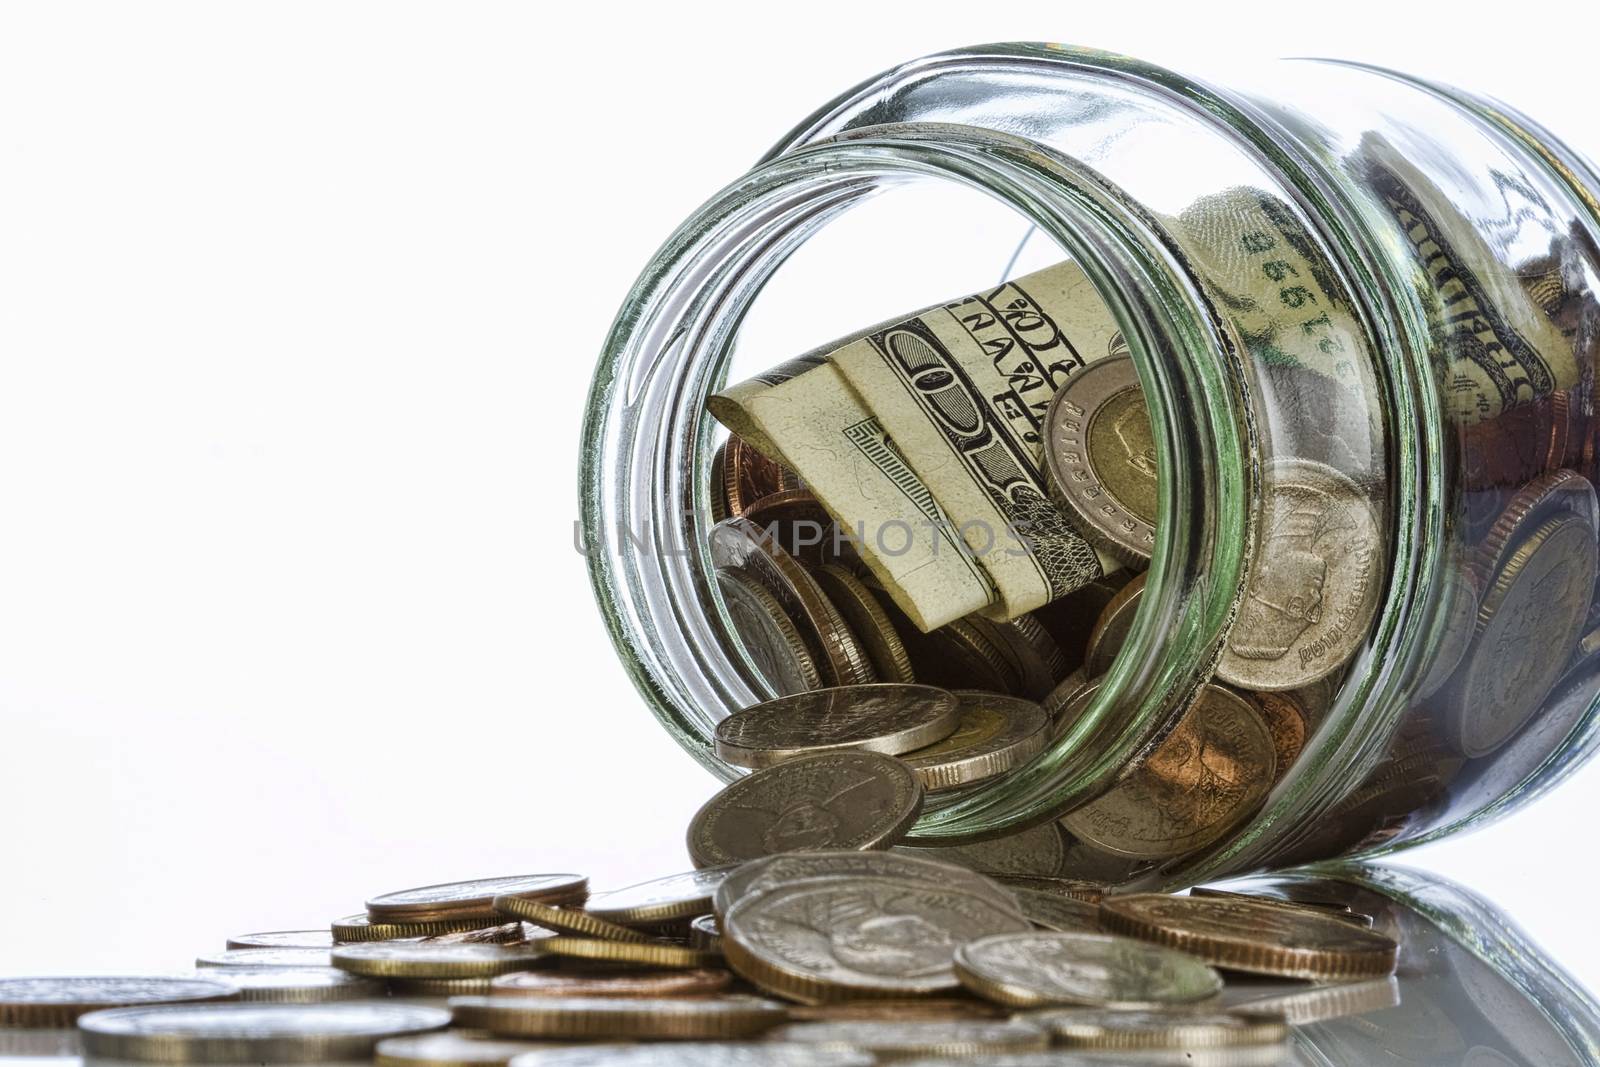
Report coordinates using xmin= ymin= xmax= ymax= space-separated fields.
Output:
xmin=581 ymin=118 xmax=1254 ymax=845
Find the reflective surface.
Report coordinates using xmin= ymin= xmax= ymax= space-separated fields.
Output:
xmin=2 ymin=865 xmax=1596 ymax=1064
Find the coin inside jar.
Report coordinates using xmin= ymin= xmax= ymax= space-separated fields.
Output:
xmin=1217 ymin=458 xmax=1384 ymax=691
xmin=1451 ymin=511 xmax=1598 ymax=756
xmin=1044 ymin=357 xmax=1158 ymax=565
xmin=716 ymin=566 xmax=824 ymax=695
xmin=712 ymin=684 xmax=960 ymax=768
xmin=1083 ymin=573 xmax=1145 ymax=677
xmin=896 ymin=691 xmax=1049 ymax=791
xmin=1059 ymin=685 xmax=1275 ymax=860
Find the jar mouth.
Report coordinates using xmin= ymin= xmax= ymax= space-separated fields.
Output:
xmin=582 ymin=120 xmax=1254 ymax=842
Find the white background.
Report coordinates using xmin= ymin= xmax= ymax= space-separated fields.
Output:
xmin=1 ymin=0 xmax=1596 ymax=988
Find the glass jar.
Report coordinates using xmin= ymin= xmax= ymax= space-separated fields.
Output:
xmin=1227 ymin=863 xmax=1600 ymax=1063
xmin=581 ymin=44 xmax=1600 ymax=888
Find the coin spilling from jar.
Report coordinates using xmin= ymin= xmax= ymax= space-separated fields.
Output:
xmin=703 ymin=244 xmax=1600 ymax=871
xmin=16 ymin=831 xmax=1416 ymax=1062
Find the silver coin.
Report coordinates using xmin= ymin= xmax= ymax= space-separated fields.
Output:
xmin=954 ymin=932 xmax=1222 ymax=1009
xmin=895 ymin=820 xmax=1071 ymax=877
xmin=713 ymin=684 xmax=960 ymax=768
xmin=585 ymin=868 xmax=738 ymax=926
xmin=367 ymin=874 xmax=586 ymax=917
xmin=195 ymin=948 xmax=334 ymax=969
xmin=1009 ymin=890 xmax=1101 ymax=933
xmin=77 ymin=1002 xmax=450 ymax=1063
xmin=713 ymin=850 xmax=1020 ymax=920
xmin=196 ymin=966 xmax=384 ymax=1004
xmin=1217 ymin=459 xmax=1383 ymax=691
xmin=686 ymin=752 xmax=924 ymax=868
xmin=226 ymin=929 xmax=336 ymax=950
xmin=1032 ymin=1006 xmax=1288 ymax=1050
xmin=375 ymin=1032 xmax=565 ymax=1066
xmin=766 ymin=1019 xmax=1049 ymax=1058
xmin=722 ymin=876 xmax=1032 ymax=1002
xmin=0 ymin=976 xmax=238 ymax=1027
xmin=506 ymin=1043 xmax=874 ymax=1066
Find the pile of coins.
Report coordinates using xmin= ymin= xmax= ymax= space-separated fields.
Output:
xmin=0 ymin=832 xmax=1406 ymax=1065
xmin=709 ymin=422 xmax=1312 ymax=883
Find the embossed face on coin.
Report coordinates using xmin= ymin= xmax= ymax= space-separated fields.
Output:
xmin=686 ymin=752 xmax=924 ymax=868
xmin=1060 ymin=685 xmax=1274 ymax=860
xmin=722 ymin=876 xmax=1032 ymax=1002
xmin=713 ymin=684 xmax=960 ymax=769
xmin=1218 ymin=459 xmax=1383 ymax=691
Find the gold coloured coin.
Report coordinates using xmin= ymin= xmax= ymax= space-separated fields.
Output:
xmin=1060 ymin=685 xmax=1274 ymax=860
xmin=713 ymin=683 xmax=960 ymax=769
xmin=76 ymin=1002 xmax=450 ymax=1063
xmin=366 ymin=875 xmax=588 ymax=924
xmin=535 ymin=937 xmax=718 ymax=969
xmin=1098 ymin=893 xmax=1399 ymax=980
xmin=0 ymin=977 xmax=239 ymax=1028
xmin=449 ymin=994 xmax=788 ymax=1040
xmin=389 ymin=977 xmax=495 ymax=997
xmin=330 ymin=943 xmax=550 ymax=980
xmin=489 ymin=968 xmax=732 ymax=1000
xmin=686 ymin=751 xmax=924 ymax=868
xmin=490 ymin=896 xmax=653 ymax=944
xmin=1035 ymin=1007 xmax=1288 ymax=1050
xmin=898 ymin=691 xmax=1048 ymax=791
xmin=332 ymin=914 xmax=514 ymax=943
xmin=196 ymin=966 xmax=383 ymax=1004
xmin=375 ymin=1031 xmax=558 ymax=1067
xmin=813 ymin=564 xmax=916 ymax=684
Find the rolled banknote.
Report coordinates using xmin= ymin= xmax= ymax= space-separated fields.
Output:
xmin=710 ymin=260 xmax=1126 ymax=631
